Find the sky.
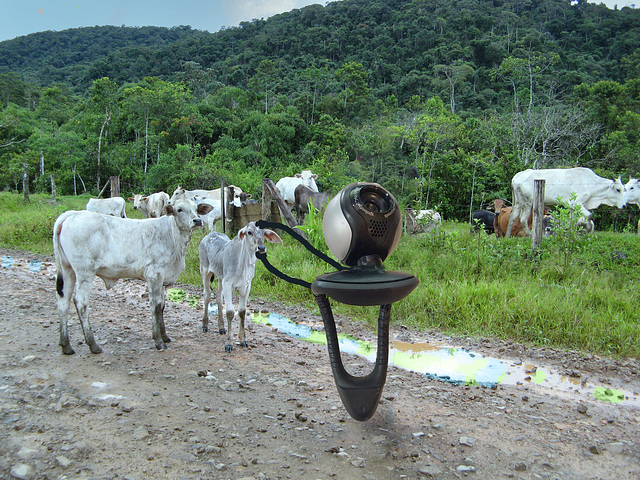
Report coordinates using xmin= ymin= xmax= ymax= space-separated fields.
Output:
xmin=0 ymin=0 xmax=636 ymax=43
xmin=0 ymin=0 xmax=332 ymax=42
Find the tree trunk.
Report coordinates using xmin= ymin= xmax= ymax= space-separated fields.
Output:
xmin=144 ymin=115 xmax=149 ymax=189
xmin=531 ymin=179 xmax=545 ymax=255
xmin=97 ymin=110 xmax=111 ymax=190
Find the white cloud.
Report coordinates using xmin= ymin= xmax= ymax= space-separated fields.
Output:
xmin=223 ymin=0 xmax=297 ymax=25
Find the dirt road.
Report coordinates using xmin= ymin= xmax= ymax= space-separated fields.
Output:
xmin=1 ymin=248 xmax=639 ymax=479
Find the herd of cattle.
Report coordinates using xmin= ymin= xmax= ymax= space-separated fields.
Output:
xmin=55 ymin=167 xmax=640 ymax=354
xmin=470 ymin=167 xmax=636 ymax=237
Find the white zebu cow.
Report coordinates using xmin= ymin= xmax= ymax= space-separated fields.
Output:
xmin=192 ymin=195 xmax=223 ymax=233
xmin=275 ymin=170 xmax=319 ymax=205
xmin=199 ymin=222 xmax=282 ymax=352
xmin=507 ymin=167 xmax=625 ymax=237
xmin=405 ymin=209 xmax=442 ymax=234
xmin=53 ymin=198 xmax=213 ymax=354
xmin=168 ymin=185 xmax=246 ymax=208
xmin=86 ymin=197 xmax=127 ymax=218
xmin=624 ymin=177 xmax=640 ymax=234
xmin=129 ymin=191 xmax=170 ymax=218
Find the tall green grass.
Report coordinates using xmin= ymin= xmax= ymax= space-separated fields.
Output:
xmin=2 ymin=193 xmax=638 ymax=358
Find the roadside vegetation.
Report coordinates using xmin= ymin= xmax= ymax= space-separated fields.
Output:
xmin=3 ymin=192 xmax=638 ymax=359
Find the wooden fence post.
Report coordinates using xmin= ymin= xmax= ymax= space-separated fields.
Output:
xmin=225 ymin=184 xmax=234 ymax=232
xmin=50 ymin=174 xmax=56 ymax=203
xmin=110 ymin=176 xmax=120 ymax=197
xmin=262 ymin=178 xmax=297 ymax=227
xmin=531 ymin=179 xmax=545 ymax=254
xmin=22 ymin=162 xmax=30 ymax=202
xmin=220 ymin=179 xmax=226 ymax=234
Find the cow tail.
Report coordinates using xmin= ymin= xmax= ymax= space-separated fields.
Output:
xmin=53 ymin=213 xmax=70 ymax=298
xmin=56 ymin=273 xmax=64 ymax=297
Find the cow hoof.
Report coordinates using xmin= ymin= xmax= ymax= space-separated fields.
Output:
xmin=225 ymin=344 xmax=233 ymax=353
xmin=163 ymin=336 xmax=172 ymax=343
xmin=156 ymin=343 xmax=168 ymax=351
xmin=240 ymin=341 xmax=248 ymax=348
xmin=219 ymin=328 xmax=226 ymax=335
xmin=202 ymin=325 xmax=208 ymax=333
xmin=89 ymin=345 xmax=103 ymax=354
xmin=61 ymin=347 xmax=75 ymax=355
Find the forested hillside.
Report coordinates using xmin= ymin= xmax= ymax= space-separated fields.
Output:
xmin=1 ymin=0 xmax=639 ymax=229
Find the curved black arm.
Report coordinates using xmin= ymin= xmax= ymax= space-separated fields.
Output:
xmin=315 ymin=293 xmax=390 ymax=421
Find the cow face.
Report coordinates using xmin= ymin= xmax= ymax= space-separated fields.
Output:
xmin=168 ymin=185 xmax=186 ymax=206
xmin=165 ymin=199 xmax=212 ymax=231
xmin=238 ymin=222 xmax=282 ymax=255
xmin=611 ymin=177 xmax=626 ymax=208
xmin=625 ymin=178 xmax=640 ymax=206
xmin=129 ymin=194 xmax=145 ymax=210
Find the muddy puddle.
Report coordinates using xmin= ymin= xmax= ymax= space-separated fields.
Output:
xmin=248 ymin=309 xmax=639 ymax=408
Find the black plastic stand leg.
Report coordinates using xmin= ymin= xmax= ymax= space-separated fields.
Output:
xmin=314 ymin=293 xmax=390 ymax=421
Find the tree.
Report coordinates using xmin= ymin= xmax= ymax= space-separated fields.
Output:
xmin=434 ymin=61 xmax=475 ymax=114
xmin=335 ymin=62 xmax=370 ymax=117
xmin=90 ymin=77 xmax=119 ymax=190
xmin=249 ymin=59 xmax=276 ymax=114
xmin=494 ymin=51 xmax=559 ymax=112
xmin=122 ymin=78 xmax=191 ymax=187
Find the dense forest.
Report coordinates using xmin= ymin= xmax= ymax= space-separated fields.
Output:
xmin=1 ymin=0 xmax=639 ymax=228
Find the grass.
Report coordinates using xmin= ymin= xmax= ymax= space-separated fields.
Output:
xmin=2 ymin=192 xmax=639 ymax=359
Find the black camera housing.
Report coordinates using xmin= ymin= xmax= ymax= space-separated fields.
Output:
xmin=323 ymin=182 xmax=402 ymax=267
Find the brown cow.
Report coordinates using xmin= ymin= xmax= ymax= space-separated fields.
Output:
xmin=495 ymin=207 xmax=552 ymax=238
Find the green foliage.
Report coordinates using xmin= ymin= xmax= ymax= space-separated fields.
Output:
xmin=295 ymin=201 xmax=329 ymax=253
xmin=545 ymin=194 xmax=592 ymax=269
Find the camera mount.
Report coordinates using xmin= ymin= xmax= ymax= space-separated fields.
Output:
xmin=255 ymin=182 xmax=418 ymax=421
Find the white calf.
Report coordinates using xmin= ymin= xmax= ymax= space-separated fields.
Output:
xmin=86 ymin=197 xmax=127 ymax=218
xmin=199 ymin=222 xmax=282 ymax=352
xmin=53 ymin=198 xmax=213 ymax=354
xmin=129 ymin=192 xmax=170 ymax=218
xmin=406 ymin=209 xmax=442 ymax=234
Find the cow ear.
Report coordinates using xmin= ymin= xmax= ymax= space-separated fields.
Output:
xmin=197 ymin=203 xmax=213 ymax=215
xmin=246 ymin=193 xmax=252 ymax=199
xmin=312 ymin=174 xmax=318 ymax=179
xmin=295 ymin=173 xmax=302 ymax=178
xmin=128 ymin=197 xmax=134 ymax=201
xmin=264 ymin=229 xmax=282 ymax=244
xmin=239 ymin=226 xmax=247 ymax=240
xmin=165 ymin=204 xmax=175 ymax=216
xmin=141 ymin=197 xmax=149 ymax=204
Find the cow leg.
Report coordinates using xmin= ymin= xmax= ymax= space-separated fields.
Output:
xmin=520 ymin=209 xmax=532 ymax=236
xmin=505 ymin=206 xmax=518 ymax=237
xmin=56 ymin=268 xmax=77 ymax=355
xmin=147 ymin=278 xmax=168 ymax=350
xmin=74 ymin=278 xmax=102 ymax=354
xmin=238 ymin=287 xmax=249 ymax=348
xmin=222 ymin=283 xmax=235 ymax=352
xmin=216 ymin=281 xmax=225 ymax=335
xmin=201 ymin=270 xmax=213 ymax=333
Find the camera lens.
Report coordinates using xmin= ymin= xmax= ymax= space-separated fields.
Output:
xmin=359 ymin=186 xmax=391 ymax=213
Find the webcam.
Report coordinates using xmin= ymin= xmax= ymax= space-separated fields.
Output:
xmin=312 ymin=183 xmax=418 ymax=307
xmin=323 ymin=182 xmax=403 ymax=267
